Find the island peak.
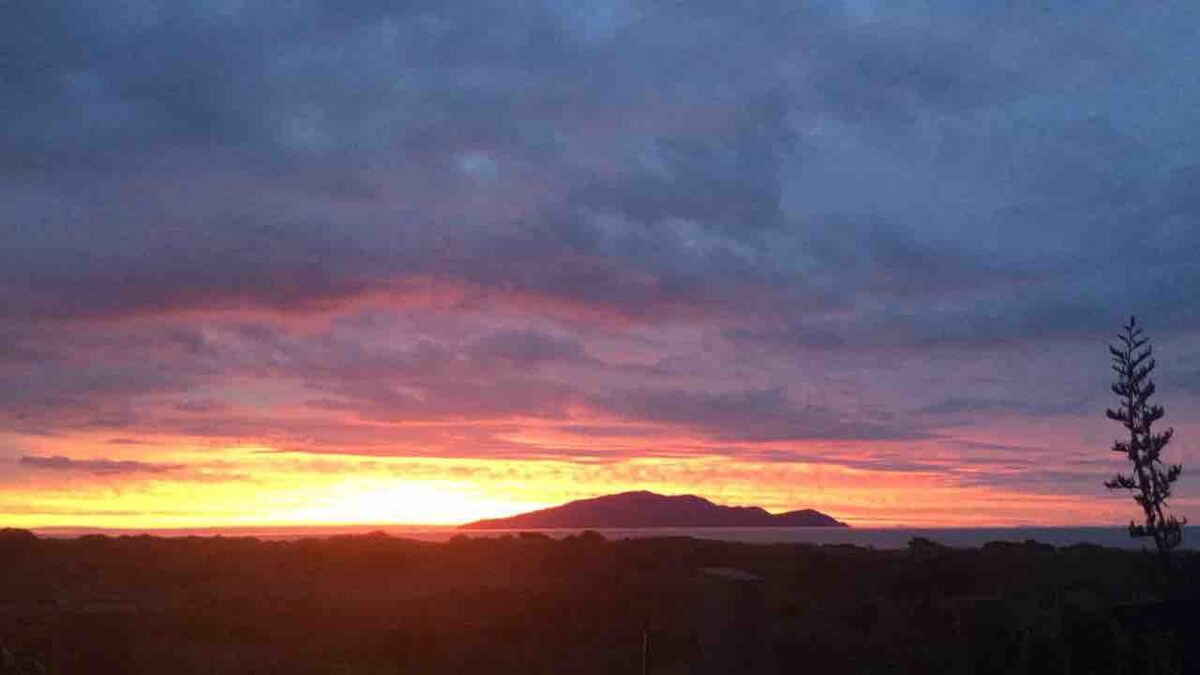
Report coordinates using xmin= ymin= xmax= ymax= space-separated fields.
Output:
xmin=460 ymin=491 xmax=847 ymax=529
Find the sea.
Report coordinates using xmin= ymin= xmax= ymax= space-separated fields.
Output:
xmin=28 ymin=525 xmax=1191 ymax=550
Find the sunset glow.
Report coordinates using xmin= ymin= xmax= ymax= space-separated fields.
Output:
xmin=3 ymin=1 xmax=1199 ymax=532
xmin=4 ymin=418 xmax=1187 ymax=529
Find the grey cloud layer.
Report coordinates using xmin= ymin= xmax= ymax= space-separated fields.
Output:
xmin=2 ymin=0 xmax=1200 ymax=490
xmin=4 ymin=0 xmax=1199 ymax=333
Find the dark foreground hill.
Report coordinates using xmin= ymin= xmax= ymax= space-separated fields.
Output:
xmin=0 ymin=531 xmax=1196 ymax=674
xmin=460 ymin=490 xmax=847 ymax=529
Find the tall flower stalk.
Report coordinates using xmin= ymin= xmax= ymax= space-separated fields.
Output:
xmin=1104 ymin=316 xmax=1185 ymax=562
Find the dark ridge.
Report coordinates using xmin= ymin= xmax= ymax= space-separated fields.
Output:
xmin=460 ymin=490 xmax=847 ymax=529
xmin=0 ymin=528 xmax=38 ymax=542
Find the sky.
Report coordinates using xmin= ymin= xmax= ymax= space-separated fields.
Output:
xmin=2 ymin=0 xmax=1199 ymax=529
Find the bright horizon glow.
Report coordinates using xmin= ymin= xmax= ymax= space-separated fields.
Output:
xmin=1 ymin=435 xmax=1172 ymax=531
xmin=279 ymin=481 xmax=547 ymax=526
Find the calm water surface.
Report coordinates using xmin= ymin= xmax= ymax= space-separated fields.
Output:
xmin=33 ymin=525 xmax=1189 ymax=550
xmin=400 ymin=526 xmax=1185 ymax=550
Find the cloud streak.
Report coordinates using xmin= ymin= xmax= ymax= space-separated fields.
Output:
xmin=20 ymin=455 xmax=180 ymax=475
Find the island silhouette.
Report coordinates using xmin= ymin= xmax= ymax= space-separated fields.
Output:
xmin=459 ymin=490 xmax=847 ymax=529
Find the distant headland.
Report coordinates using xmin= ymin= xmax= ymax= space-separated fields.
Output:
xmin=459 ymin=490 xmax=848 ymax=529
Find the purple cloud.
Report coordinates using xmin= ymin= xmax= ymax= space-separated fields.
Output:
xmin=20 ymin=455 xmax=180 ymax=475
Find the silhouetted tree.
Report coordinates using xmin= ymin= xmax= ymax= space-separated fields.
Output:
xmin=1105 ymin=316 xmax=1185 ymax=562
